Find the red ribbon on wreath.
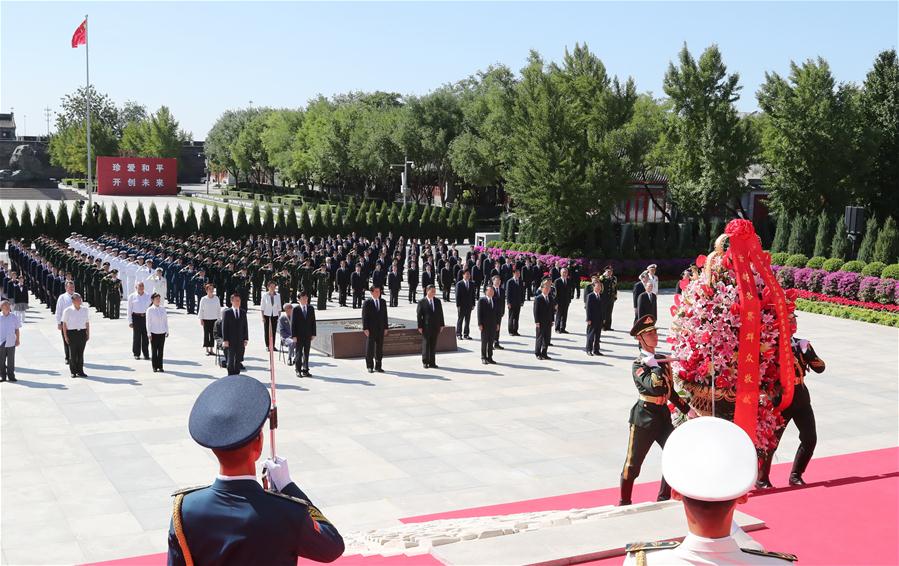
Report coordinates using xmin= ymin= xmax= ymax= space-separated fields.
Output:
xmin=724 ymin=220 xmax=794 ymax=443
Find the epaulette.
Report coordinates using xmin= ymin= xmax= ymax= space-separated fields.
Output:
xmin=171 ymin=484 xmax=209 ymax=497
xmin=265 ymin=490 xmax=311 ymax=507
xmin=741 ymin=548 xmax=797 ymax=562
xmin=625 ymin=541 xmax=680 ymax=552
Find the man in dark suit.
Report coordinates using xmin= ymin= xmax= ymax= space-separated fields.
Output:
xmin=336 ymin=260 xmax=350 ymax=307
xmin=477 ymin=285 xmax=499 ymax=364
xmin=168 ymin=375 xmax=344 ymax=565
xmin=632 ymin=273 xmax=647 ymax=322
xmin=553 ymin=267 xmax=574 ymax=333
xmin=291 ymin=292 xmax=316 ymax=377
xmin=407 ymin=262 xmax=420 ymax=303
xmin=350 ymin=264 xmax=365 ymax=309
xmin=416 ymin=285 xmax=444 ymax=369
xmin=489 ymin=275 xmax=506 ymax=350
xmin=221 ymin=292 xmax=249 ymax=375
xmin=362 ymin=285 xmax=388 ymax=373
xmin=371 ymin=265 xmax=386 ymax=294
xmin=440 ymin=263 xmax=454 ymax=302
xmin=421 ymin=264 xmax=435 ymax=295
xmin=454 ymin=270 xmax=475 ymax=339
xmin=505 ymin=268 xmax=525 ymax=336
xmin=533 ymin=279 xmax=555 ymax=360
xmin=387 ymin=265 xmax=401 ymax=308
xmin=585 ymin=279 xmax=605 ymax=356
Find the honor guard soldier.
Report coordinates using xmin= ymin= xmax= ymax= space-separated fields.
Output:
xmin=314 ymin=266 xmax=329 ymax=311
xmin=619 ymin=315 xmax=692 ymax=506
xmin=599 ymin=265 xmax=617 ymax=331
xmin=625 ymin=417 xmax=797 ymax=565
xmin=757 ymin=312 xmax=825 ymax=488
xmin=168 ymin=375 xmax=344 ymax=565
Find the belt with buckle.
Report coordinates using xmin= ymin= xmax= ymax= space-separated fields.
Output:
xmin=640 ymin=394 xmax=666 ymax=405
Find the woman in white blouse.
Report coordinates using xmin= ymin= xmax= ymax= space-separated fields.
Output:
xmin=197 ymin=284 xmax=221 ymax=356
xmin=146 ymin=293 xmax=169 ymax=372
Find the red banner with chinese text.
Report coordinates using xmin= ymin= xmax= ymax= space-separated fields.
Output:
xmin=96 ymin=157 xmax=178 ymax=196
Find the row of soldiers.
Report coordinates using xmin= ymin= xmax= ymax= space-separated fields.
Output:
xmin=22 ymin=233 xmax=616 ymax=331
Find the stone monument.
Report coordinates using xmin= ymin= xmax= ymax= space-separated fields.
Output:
xmin=0 ymin=144 xmax=55 ymax=188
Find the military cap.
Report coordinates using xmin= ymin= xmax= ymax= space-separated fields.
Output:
xmin=661 ymin=417 xmax=757 ymax=501
xmin=630 ymin=314 xmax=656 ymax=337
xmin=188 ymin=375 xmax=271 ymax=451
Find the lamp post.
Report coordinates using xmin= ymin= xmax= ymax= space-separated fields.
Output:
xmin=390 ymin=154 xmax=415 ymax=205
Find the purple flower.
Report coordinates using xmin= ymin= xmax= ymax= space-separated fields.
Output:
xmin=822 ymin=271 xmax=861 ymax=299
xmin=859 ymin=276 xmax=881 ymax=302
xmin=776 ymin=266 xmax=796 ymax=289
xmin=874 ymin=278 xmax=896 ymax=305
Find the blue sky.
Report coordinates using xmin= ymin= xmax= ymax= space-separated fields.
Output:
xmin=2 ymin=1 xmax=896 ymax=139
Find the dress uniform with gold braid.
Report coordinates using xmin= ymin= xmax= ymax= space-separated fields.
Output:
xmin=620 ymin=314 xmax=691 ymax=506
xmin=167 ymin=375 xmax=344 ymax=565
xmin=624 ymin=417 xmax=797 ymax=565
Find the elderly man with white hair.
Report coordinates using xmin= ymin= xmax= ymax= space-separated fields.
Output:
xmin=278 ymin=303 xmax=295 ymax=365
xmin=646 ymin=264 xmax=659 ymax=297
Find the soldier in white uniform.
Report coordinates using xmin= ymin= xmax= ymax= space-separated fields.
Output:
xmin=624 ymin=417 xmax=796 ymax=565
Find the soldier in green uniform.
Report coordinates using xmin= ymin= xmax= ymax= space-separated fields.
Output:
xmin=249 ymin=258 xmax=263 ymax=306
xmin=314 ymin=265 xmax=329 ymax=311
xmin=619 ymin=314 xmax=692 ymax=506
xmin=599 ymin=265 xmax=618 ymax=331
xmin=299 ymin=260 xmax=314 ymax=298
xmin=105 ymin=270 xmax=122 ymax=319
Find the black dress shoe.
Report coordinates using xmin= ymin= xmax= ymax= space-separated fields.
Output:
xmin=78 ymin=372 xmax=87 ymax=377
xmin=488 ymin=358 xmax=497 ymax=364
xmin=72 ymin=373 xmax=78 ymax=378
xmin=134 ymin=356 xmax=141 ymax=360
xmin=375 ymin=368 xmax=385 ymax=373
xmin=482 ymin=359 xmax=488 ymax=365
xmin=368 ymin=368 xmax=374 ymax=373
xmin=159 ymin=368 xmax=164 ymax=373
xmin=586 ymin=351 xmax=594 ymax=356
xmin=494 ymin=344 xmax=504 ymax=350
xmin=755 ymin=479 xmax=774 ymax=489
xmin=543 ymin=355 xmax=552 ymax=360
xmin=296 ymin=371 xmax=303 ymax=377
xmin=143 ymin=356 xmax=150 ymax=360
xmin=463 ymin=335 xmax=471 ymax=340
xmin=788 ymin=474 xmax=806 ymax=486
xmin=424 ymin=363 xmax=430 ymax=369
xmin=431 ymin=364 xmax=439 ymax=369
xmin=7 ymin=376 xmax=16 ymax=382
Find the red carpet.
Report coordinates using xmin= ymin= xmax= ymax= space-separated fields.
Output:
xmin=84 ymin=447 xmax=898 ymax=566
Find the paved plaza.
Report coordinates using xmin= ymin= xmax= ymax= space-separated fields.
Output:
xmin=1 ymin=278 xmax=897 ymax=565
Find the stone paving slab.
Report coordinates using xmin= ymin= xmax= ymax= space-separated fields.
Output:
xmin=0 ymin=281 xmax=896 ymax=564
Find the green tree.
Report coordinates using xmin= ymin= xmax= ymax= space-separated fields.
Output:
xmin=19 ymin=203 xmax=33 ymax=241
xmin=49 ymin=122 xmax=118 ymax=177
xmin=857 ymin=216 xmax=879 ymax=262
xmin=69 ymin=204 xmax=83 ymax=232
xmin=235 ymin=207 xmax=249 ymax=237
xmin=147 ymin=203 xmax=161 ymax=237
xmin=259 ymin=109 xmax=305 ymax=186
xmin=787 ymin=215 xmax=816 ymax=255
xmin=465 ymin=207 xmax=477 ymax=243
xmin=813 ymin=211 xmax=834 ymax=258
xmin=120 ymin=105 xmax=189 ymax=162
xmin=873 ymin=216 xmax=899 ymax=264
xmin=32 ymin=206 xmax=45 ymax=238
xmin=120 ymin=204 xmax=133 ymax=236
xmin=298 ymin=203 xmax=310 ymax=234
xmin=107 ymin=203 xmax=120 ymax=234
xmin=249 ymin=202 xmax=262 ymax=234
xmin=770 ymin=213 xmax=790 ymax=253
xmin=504 ymin=46 xmax=635 ymax=248
xmin=44 ymin=203 xmax=57 ymax=236
xmin=185 ymin=205 xmax=198 ymax=234
xmin=757 ymin=57 xmax=864 ymax=214
xmin=174 ymin=206 xmax=187 ymax=236
xmin=331 ymin=204 xmax=344 ymax=233
xmin=366 ymin=203 xmax=378 ymax=235
xmin=274 ymin=204 xmax=287 ymax=235
xmin=7 ymin=207 xmax=19 ymax=239
xmin=199 ymin=206 xmax=211 ymax=235
xmin=860 ymin=50 xmax=899 ymax=219
xmin=55 ymin=202 xmax=71 ymax=239
xmin=285 ymin=204 xmax=299 ymax=235
xmin=206 ymin=109 xmax=264 ymax=186
xmin=233 ymin=110 xmax=274 ymax=188
xmin=0 ymin=210 xmax=6 ymax=249
xmin=222 ymin=208 xmax=235 ymax=234
xmin=262 ymin=204 xmax=275 ymax=236
xmin=662 ymin=43 xmax=756 ymax=217
xmin=310 ymin=206 xmax=323 ymax=236
xmin=829 ymin=227 xmax=848 ymax=260
xmin=209 ymin=206 xmax=222 ymax=237
xmin=162 ymin=206 xmax=174 ymax=234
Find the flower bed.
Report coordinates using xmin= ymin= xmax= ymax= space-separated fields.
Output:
xmin=772 ymin=265 xmax=899 ymax=310
xmin=795 ymin=298 xmax=899 ymax=327
xmin=472 ymin=246 xmax=691 ymax=278
xmin=794 ymin=290 xmax=899 ymax=313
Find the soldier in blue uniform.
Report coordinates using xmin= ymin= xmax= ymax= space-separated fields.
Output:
xmin=168 ymin=374 xmax=344 ymax=565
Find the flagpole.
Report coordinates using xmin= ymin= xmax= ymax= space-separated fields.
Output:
xmin=85 ymin=14 xmax=93 ymax=208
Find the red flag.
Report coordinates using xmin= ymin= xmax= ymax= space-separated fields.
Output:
xmin=71 ymin=19 xmax=87 ymax=48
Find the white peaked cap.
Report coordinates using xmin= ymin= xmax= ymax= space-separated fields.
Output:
xmin=662 ymin=417 xmax=758 ymax=502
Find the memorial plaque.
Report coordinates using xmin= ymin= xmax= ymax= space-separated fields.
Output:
xmin=313 ymin=317 xmax=458 ymax=359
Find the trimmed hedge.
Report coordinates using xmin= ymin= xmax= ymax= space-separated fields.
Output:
xmin=822 ymin=258 xmax=845 ymax=272
xmin=839 ymin=260 xmax=866 ymax=273
xmin=785 ymin=254 xmax=809 ymax=267
xmin=881 ymin=264 xmax=899 ymax=280
xmin=861 ymin=261 xmax=886 ymax=277
xmin=769 ymin=252 xmax=790 ymax=266
xmin=806 ymin=256 xmax=826 ymax=269
xmin=795 ymin=298 xmax=899 ymax=327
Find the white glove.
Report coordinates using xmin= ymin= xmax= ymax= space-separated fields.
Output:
xmin=262 ymin=456 xmax=292 ymax=492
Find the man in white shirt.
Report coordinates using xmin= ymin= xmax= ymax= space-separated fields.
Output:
xmin=61 ymin=293 xmax=90 ymax=378
xmin=128 ymin=281 xmax=152 ymax=360
xmin=624 ymin=418 xmax=796 ymax=565
xmin=55 ymin=280 xmax=76 ymax=364
xmin=135 ymin=259 xmax=153 ymax=287
xmin=260 ymin=281 xmax=282 ymax=351
xmin=147 ymin=268 xmax=168 ymax=302
xmin=0 ymin=300 xmax=22 ymax=382
xmin=646 ymin=264 xmax=659 ymax=297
